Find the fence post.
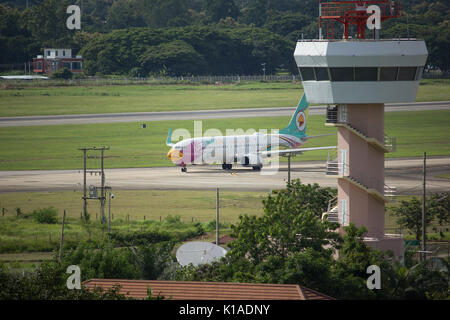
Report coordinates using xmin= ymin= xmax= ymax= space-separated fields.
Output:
xmin=59 ymin=210 xmax=66 ymax=262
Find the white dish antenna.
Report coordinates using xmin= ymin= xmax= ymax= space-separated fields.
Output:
xmin=176 ymin=241 xmax=227 ymax=266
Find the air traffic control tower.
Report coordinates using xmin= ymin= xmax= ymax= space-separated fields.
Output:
xmin=294 ymin=1 xmax=428 ymax=258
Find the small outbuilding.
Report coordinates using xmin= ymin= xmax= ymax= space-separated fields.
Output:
xmin=33 ymin=48 xmax=83 ymax=75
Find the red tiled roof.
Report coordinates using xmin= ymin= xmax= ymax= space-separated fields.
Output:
xmin=83 ymin=279 xmax=334 ymax=300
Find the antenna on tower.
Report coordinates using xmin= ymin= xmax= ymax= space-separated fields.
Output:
xmin=318 ymin=0 xmax=402 ymax=40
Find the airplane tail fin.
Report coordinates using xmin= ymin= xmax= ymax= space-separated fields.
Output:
xmin=166 ymin=128 xmax=174 ymax=147
xmin=279 ymin=93 xmax=309 ymax=139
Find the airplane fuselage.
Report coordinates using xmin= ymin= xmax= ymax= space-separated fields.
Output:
xmin=167 ymin=133 xmax=304 ymax=168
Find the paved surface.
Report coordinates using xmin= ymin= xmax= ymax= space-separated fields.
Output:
xmin=0 ymin=157 xmax=448 ymax=195
xmin=0 ymin=101 xmax=449 ymax=127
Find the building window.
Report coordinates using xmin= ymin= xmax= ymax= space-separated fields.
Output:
xmin=299 ymin=67 xmax=315 ymax=81
xmin=330 ymin=67 xmax=354 ymax=81
xmin=55 ymin=51 xmax=58 ymax=57
xmin=340 ymin=199 xmax=348 ymax=226
xmin=36 ymin=61 xmax=42 ymax=70
xmin=355 ymin=67 xmax=378 ymax=81
xmin=63 ymin=62 xmax=71 ymax=69
xmin=314 ymin=67 xmax=329 ymax=81
xmin=397 ymin=67 xmax=417 ymax=81
xmin=339 ymin=148 xmax=347 ymax=176
xmin=380 ymin=67 xmax=398 ymax=81
xmin=63 ymin=50 xmax=66 ymax=57
xmin=72 ymin=62 xmax=82 ymax=70
xmin=298 ymin=66 xmax=421 ymax=82
xmin=47 ymin=50 xmax=51 ymax=57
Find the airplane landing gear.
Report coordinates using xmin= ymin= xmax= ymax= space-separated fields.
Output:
xmin=222 ymin=164 xmax=232 ymax=170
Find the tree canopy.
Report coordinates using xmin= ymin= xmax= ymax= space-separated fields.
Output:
xmin=0 ymin=0 xmax=448 ymax=74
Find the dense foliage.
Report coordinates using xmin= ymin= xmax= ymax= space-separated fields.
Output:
xmin=0 ymin=0 xmax=448 ymax=74
xmin=0 ymin=180 xmax=448 ymax=300
xmin=175 ymin=180 xmax=450 ymax=300
xmin=392 ymin=193 xmax=450 ymax=241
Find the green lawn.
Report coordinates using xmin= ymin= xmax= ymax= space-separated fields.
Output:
xmin=0 ymin=82 xmax=303 ymax=117
xmin=0 ymin=79 xmax=449 ymax=117
xmin=0 ymin=189 xmax=266 ymax=223
xmin=0 ymin=189 xmax=266 ymax=254
xmin=0 ymin=110 xmax=449 ymax=171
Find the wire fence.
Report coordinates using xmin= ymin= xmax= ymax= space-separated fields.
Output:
xmin=0 ymin=74 xmax=302 ymax=87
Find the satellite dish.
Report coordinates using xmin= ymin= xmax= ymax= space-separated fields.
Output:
xmin=176 ymin=241 xmax=227 ymax=267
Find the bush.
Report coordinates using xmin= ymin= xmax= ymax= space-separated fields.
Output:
xmin=51 ymin=68 xmax=73 ymax=79
xmin=32 ymin=207 xmax=58 ymax=224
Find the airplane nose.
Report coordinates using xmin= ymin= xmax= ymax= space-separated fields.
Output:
xmin=168 ymin=149 xmax=183 ymax=161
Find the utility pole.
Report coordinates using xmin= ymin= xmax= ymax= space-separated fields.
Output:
xmin=288 ymin=154 xmax=291 ymax=184
xmin=79 ymin=146 xmax=110 ymax=224
xmin=83 ymin=149 xmax=87 ymax=221
xmin=216 ymin=188 xmax=219 ymax=246
xmin=421 ymin=152 xmax=427 ymax=262
xmin=101 ymin=148 xmax=106 ymax=224
xmin=59 ymin=209 xmax=66 ymax=262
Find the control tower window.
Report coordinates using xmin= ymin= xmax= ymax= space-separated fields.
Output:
xmin=299 ymin=67 xmax=315 ymax=81
xmin=330 ymin=68 xmax=353 ymax=81
xmin=314 ymin=67 xmax=329 ymax=81
xmin=398 ymin=67 xmax=417 ymax=81
xmin=380 ymin=67 xmax=398 ymax=81
xmin=355 ymin=67 xmax=378 ymax=81
xmin=415 ymin=66 xmax=424 ymax=81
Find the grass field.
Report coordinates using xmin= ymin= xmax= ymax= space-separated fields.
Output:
xmin=0 ymin=189 xmax=266 ymax=223
xmin=0 ymin=79 xmax=449 ymax=117
xmin=0 ymin=189 xmax=267 ymax=254
xmin=0 ymin=110 xmax=449 ymax=170
xmin=0 ymin=82 xmax=303 ymax=117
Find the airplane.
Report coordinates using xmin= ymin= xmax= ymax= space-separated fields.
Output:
xmin=166 ymin=94 xmax=336 ymax=173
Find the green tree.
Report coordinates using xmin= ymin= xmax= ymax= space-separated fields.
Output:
xmin=391 ymin=197 xmax=434 ymax=241
xmin=51 ymin=67 xmax=73 ymax=79
xmin=204 ymin=0 xmax=240 ymax=22
xmin=139 ymin=40 xmax=207 ymax=76
xmin=26 ymin=0 xmax=73 ymax=48
xmin=106 ymin=0 xmax=145 ymax=30
xmin=428 ymin=192 xmax=450 ymax=226
xmin=0 ymin=261 xmax=129 ymax=300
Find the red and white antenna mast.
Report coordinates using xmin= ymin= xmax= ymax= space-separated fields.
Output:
xmin=319 ymin=0 xmax=402 ymax=40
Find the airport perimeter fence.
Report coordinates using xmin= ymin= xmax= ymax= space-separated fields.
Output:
xmin=0 ymin=74 xmax=302 ymax=87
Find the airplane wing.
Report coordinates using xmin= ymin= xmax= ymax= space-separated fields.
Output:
xmin=305 ymin=133 xmax=336 ymax=139
xmin=259 ymin=146 xmax=336 ymax=157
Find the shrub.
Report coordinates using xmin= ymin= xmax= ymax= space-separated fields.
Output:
xmin=32 ymin=207 xmax=58 ymax=224
xmin=51 ymin=68 xmax=73 ymax=79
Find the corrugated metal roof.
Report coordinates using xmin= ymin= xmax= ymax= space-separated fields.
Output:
xmin=83 ymin=279 xmax=334 ymax=300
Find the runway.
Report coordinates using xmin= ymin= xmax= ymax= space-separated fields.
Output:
xmin=0 ymin=101 xmax=449 ymax=127
xmin=0 ymin=157 xmax=448 ymax=195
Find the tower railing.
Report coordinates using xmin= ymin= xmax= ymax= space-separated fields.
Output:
xmin=325 ymin=106 xmax=397 ymax=153
xmin=325 ymin=160 xmax=396 ymax=202
xmin=321 ymin=196 xmax=339 ymax=223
